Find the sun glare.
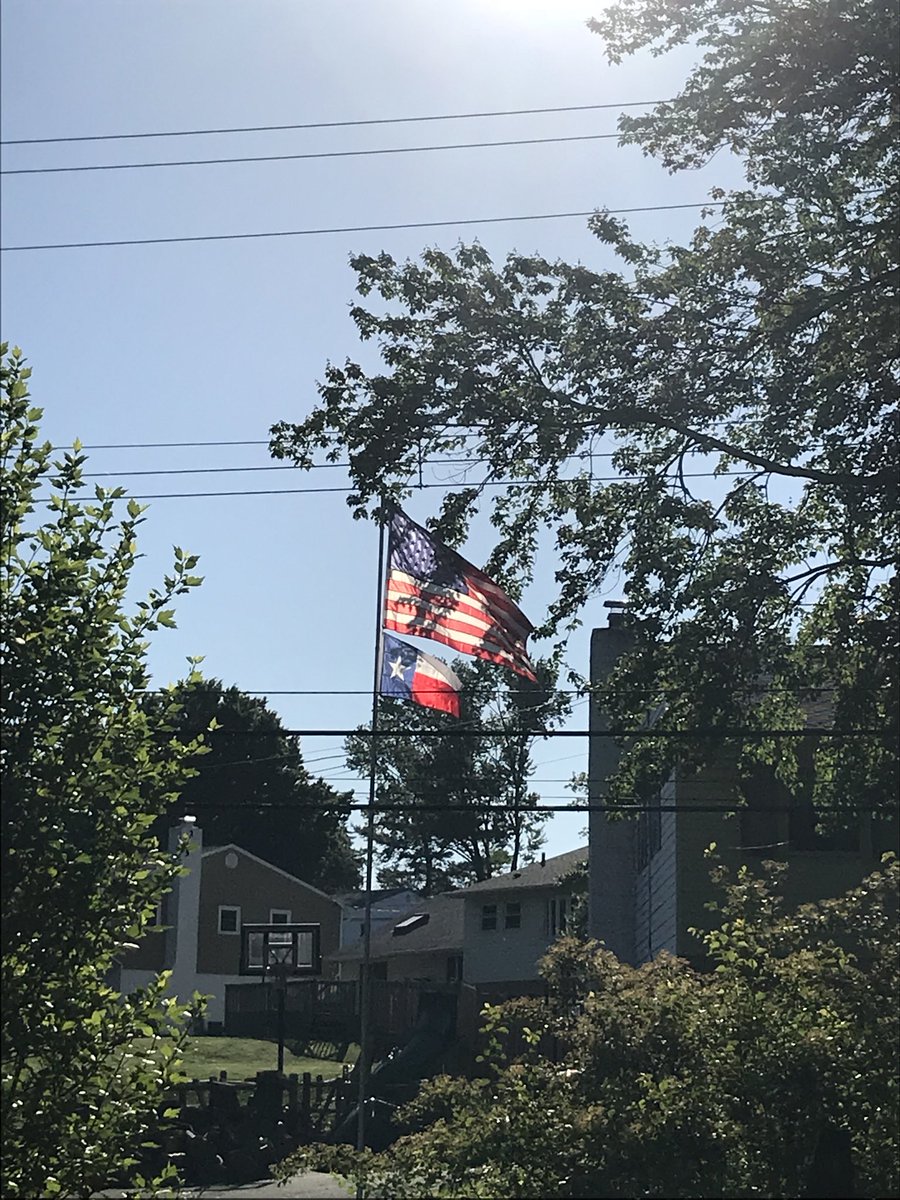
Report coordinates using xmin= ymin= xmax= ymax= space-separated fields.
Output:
xmin=480 ymin=0 xmax=600 ymax=28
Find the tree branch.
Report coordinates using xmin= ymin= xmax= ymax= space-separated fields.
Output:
xmin=570 ymin=401 xmax=888 ymax=490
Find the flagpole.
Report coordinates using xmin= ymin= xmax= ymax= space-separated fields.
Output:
xmin=356 ymin=501 xmax=388 ymax=1169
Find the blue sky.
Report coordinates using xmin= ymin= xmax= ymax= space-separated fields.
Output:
xmin=1 ymin=1 xmax=739 ymax=862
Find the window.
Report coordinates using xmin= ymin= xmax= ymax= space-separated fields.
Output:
xmin=446 ymin=955 xmax=463 ymax=983
xmin=547 ymin=895 xmax=568 ymax=939
xmin=481 ymin=904 xmax=497 ymax=931
xmin=504 ymin=902 xmax=521 ymax=930
xmin=218 ymin=905 xmax=241 ymax=935
xmin=246 ymin=930 xmax=264 ymax=969
xmin=269 ymin=909 xmax=292 ymax=945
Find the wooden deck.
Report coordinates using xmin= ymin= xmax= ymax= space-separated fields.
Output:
xmin=224 ymin=978 xmax=423 ymax=1047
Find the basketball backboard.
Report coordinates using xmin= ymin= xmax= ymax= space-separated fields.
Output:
xmin=239 ymin=922 xmax=322 ymax=978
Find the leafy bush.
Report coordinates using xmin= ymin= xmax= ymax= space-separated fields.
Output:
xmin=279 ymin=855 xmax=899 ymax=1198
xmin=1 ymin=345 xmax=205 ymax=1198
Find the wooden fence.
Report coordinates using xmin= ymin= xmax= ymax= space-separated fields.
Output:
xmin=170 ymin=1066 xmax=355 ymax=1138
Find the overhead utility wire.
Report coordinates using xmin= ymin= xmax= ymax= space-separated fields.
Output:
xmin=34 ymin=469 xmax=758 ymax=502
xmin=163 ymin=685 xmax=836 ymax=698
xmin=64 ymin=426 xmax=766 ymax=452
xmin=0 ymin=201 xmax=729 ymax=253
xmin=77 ymin=453 xmax=589 ymax=477
xmin=0 ymin=99 xmax=671 ymax=145
xmin=2 ymin=132 xmax=626 ymax=176
xmin=181 ymin=800 xmax=893 ymax=815
xmin=78 ymin=451 xmax=768 ymax=478
xmin=175 ymin=727 xmax=886 ymax=740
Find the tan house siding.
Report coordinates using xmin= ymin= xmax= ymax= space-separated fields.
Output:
xmin=196 ymin=848 xmax=341 ymax=975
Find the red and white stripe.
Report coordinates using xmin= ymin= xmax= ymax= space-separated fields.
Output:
xmin=411 ymin=649 xmax=462 ymax=718
xmin=384 ymin=569 xmax=536 ymax=680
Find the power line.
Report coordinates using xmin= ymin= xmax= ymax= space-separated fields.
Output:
xmin=79 ymin=460 xmax=476 ymax=477
xmin=78 ymin=463 xmax=743 ymax=481
xmin=2 ymin=131 xmax=625 ymax=176
xmin=165 ymin=686 xmax=836 ymax=698
xmin=38 ymin=483 xmax=352 ymax=501
xmin=174 ymin=727 xmax=888 ymax=739
xmin=34 ymin=468 xmax=758 ymax=502
xmin=63 ymin=428 xmax=782 ymax=453
xmin=0 ymin=201 xmax=727 ymax=253
xmin=76 ymin=439 xmax=272 ymax=450
xmin=0 ymin=99 xmax=670 ymax=146
xmin=50 ymin=427 xmax=515 ymax=451
xmin=178 ymin=799 xmax=894 ymax=815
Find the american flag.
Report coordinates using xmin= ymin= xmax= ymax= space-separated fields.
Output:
xmin=384 ymin=508 xmax=537 ymax=681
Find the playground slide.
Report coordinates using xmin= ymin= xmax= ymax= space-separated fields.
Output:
xmin=331 ymin=1003 xmax=456 ymax=1148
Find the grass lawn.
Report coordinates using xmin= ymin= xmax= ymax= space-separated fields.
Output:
xmin=136 ymin=1036 xmax=358 ymax=1082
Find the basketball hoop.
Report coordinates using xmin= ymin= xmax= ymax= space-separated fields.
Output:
xmin=265 ymin=940 xmax=294 ymax=992
xmin=239 ymin=923 xmax=322 ymax=1074
xmin=239 ymin=922 xmax=322 ymax=978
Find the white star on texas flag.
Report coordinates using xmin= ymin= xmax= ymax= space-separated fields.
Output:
xmin=388 ymin=655 xmax=407 ymax=680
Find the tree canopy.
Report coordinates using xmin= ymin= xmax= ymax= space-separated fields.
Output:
xmin=150 ymin=679 xmax=360 ymax=892
xmin=271 ymin=0 xmax=898 ymax=817
xmin=282 ymin=853 xmax=900 ymax=1197
xmin=345 ymin=657 xmax=568 ymax=893
xmin=1 ymin=346 xmax=200 ymax=1198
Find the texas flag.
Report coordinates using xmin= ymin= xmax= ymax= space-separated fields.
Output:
xmin=379 ymin=632 xmax=462 ymax=718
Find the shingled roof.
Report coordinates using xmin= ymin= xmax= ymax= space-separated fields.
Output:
xmin=329 ymin=893 xmax=464 ymax=962
xmin=451 ymin=846 xmax=588 ymax=896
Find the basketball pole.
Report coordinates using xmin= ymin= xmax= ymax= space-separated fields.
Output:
xmin=356 ymin=502 xmax=388 ymax=1171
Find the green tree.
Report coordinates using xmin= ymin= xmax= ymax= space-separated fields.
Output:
xmin=345 ymin=657 xmax=568 ymax=893
xmin=280 ymin=853 xmax=900 ymax=1197
xmin=271 ymin=0 xmax=898 ymax=818
xmin=149 ymin=678 xmax=360 ymax=892
xmin=1 ymin=346 xmax=203 ymax=1198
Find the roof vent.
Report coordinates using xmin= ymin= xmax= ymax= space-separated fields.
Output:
xmin=393 ymin=913 xmax=429 ymax=937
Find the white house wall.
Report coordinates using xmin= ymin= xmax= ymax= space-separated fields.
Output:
xmin=461 ymin=891 xmax=557 ymax=985
xmin=119 ymin=968 xmax=247 ymax=1025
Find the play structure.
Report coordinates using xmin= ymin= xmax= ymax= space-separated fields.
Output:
xmin=330 ymin=989 xmax=459 ymax=1149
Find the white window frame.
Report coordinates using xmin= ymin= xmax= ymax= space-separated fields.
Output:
xmin=481 ymin=904 xmax=498 ymax=931
xmin=269 ymin=909 xmax=292 ymax=944
xmin=547 ymin=895 xmax=568 ymax=939
xmin=218 ymin=905 xmax=241 ymax=935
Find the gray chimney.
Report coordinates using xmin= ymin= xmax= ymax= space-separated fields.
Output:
xmin=165 ymin=816 xmax=203 ymax=1002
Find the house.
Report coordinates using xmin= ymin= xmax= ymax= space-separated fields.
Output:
xmin=117 ymin=817 xmax=342 ymax=1025
xmin=336 ymin=887 xmax=424 ymax=948
xmin=452 ymin=848 xmax=588 ymax=996
xmin=329 ymin=893 xmax=464 ymax=984
xmin=329 ymin=849 xmax=587 ymax=996
xmin=587 ymin=618 xmax=896 ymax=964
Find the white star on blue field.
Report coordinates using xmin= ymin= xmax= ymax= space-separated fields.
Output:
xmin=389 ymin=656 xmax=408 ymax=680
